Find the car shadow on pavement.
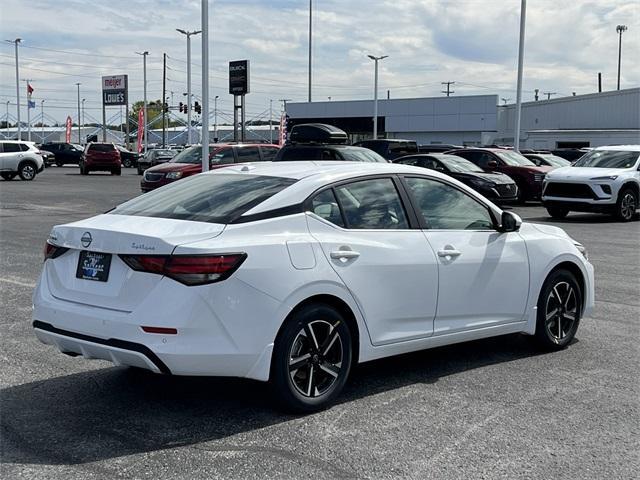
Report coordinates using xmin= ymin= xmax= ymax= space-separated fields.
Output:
xmin=523 ymin=213 xmax=638 ymax=224
xmin=1 ymin=333 xmax=552 ymax=466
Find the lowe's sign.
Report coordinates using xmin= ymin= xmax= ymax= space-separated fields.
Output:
xmin=102 ymin=75 xmax=128 ymax=106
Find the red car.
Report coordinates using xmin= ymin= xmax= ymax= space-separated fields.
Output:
xmin=446 ymin=148 xmax=553 ymax=202
xmin=80 ymin=142 xmax=121 ymax=175
xmin=140 ymin=143 xmax=280 ymax=192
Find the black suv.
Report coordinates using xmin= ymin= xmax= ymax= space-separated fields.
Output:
xmin=40 ymin=142 xmax=84 ymax=166
xmin=275 ymin=124 xmax=387 ymax=163
xmin=353 ymin=139 xmax=419 ymax=160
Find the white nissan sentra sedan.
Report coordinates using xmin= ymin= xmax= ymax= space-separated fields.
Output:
xmin=33 ymin=161 xmax=594 ymax=411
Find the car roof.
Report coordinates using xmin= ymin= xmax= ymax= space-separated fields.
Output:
xmin=594 ymin=145 xmax=640 ymax=152
xmin=210 ymin=161 xmax=477 ymax=217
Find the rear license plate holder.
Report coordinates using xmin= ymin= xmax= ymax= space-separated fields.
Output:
xmin=76 ymin=251 xmax=112 ymax=282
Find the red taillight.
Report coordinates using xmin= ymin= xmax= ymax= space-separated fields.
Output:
xmin=141 ymin=326 xmax=178 ymax=335
xmin=44 ymin=241 xmax=69 ymax=260
xmin=119 ymin=253 xmax=246 ymax=286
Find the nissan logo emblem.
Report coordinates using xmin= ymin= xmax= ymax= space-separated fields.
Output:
xmin=81 ymin=232 xmax=92 ymax=248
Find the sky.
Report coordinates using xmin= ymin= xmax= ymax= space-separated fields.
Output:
xmin=0 ymin=0 xmax=638 ymax=125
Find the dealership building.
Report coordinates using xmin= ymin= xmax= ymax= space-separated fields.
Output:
xmin=286 ymin=87 xmax=640 ymax=148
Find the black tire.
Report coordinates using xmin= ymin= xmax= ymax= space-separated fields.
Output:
xmin=137 ymin=167 xmax=143 ymax=176
xmin=514 ymin=182 xmax=528 ymax=204
xmin=18 ymin=161 xmax=37 ymax=181
xmin=270 ymin=303 xmax=353 ymax=413
xmin=546 ymin=206 xmax=569 ymax=219
xmin=534 ymin=269 xmax=582 ymax=350
xmin=111 ymin=167 xmax=121 ymax=176
xmin=122 ymin=158 xmax=132 ymax=168
xmin=1 ymin=172 xmax=17 ymax=181
xmin=615 ymin=187 xmax=637 ymax=222
xmin=80 ymin=163 xmax=89 ymax=175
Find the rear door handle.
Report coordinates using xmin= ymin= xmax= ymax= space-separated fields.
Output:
xmin=330 ymin=249 xmax=360 ymax=260
xmin=437 ymin=248 xmax=461 ymax=258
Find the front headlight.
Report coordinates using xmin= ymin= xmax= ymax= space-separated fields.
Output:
xmin=590 ymin=175 xmax=618 ymax=180
xmin=469 ymin=178 xmax=495 ymax=188
xmin=165 ymin=171 xmax=183 ymax=179
xmin=574 ymin=242 xmax=588 ymax=260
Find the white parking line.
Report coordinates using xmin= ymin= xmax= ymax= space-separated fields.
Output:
xmin=0 ymin=278 xmax=36 ymax=288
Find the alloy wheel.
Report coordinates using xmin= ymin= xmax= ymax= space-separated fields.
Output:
xmin=544 ymin=281 xmax=578 ymax=343
xmin=620 ymin=193 xmax=636 ymax=221
xmin=289 ymin=320 xmax=343 ymax=398
xmin=21 ymin=165 xmax=35 ymax=180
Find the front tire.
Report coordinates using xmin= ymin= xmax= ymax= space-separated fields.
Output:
xmin=18 ymin=161 xmax=37 ymax=181
xmin=271 ymin=304 xmax=353 ymax=413
xmin=534 ymin=270 xmax=582 ymax=350
xmin=546 ymin=206 xmax=569 ymax=219
xmin=615 ymin=188 xmax=637 ymax=222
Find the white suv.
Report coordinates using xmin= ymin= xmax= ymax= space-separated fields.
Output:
xmin=542 ymin=145 xmax=640 ymax=222
xmin=0 ymin=140 xmax=45 ymax=181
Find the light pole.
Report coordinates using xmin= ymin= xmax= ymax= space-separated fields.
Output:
xmin=6 ymin=38 xmax=22 ymax=139
xmin=214 ymin=95 xmax=219 ymax=141
xmin=269 ymin=99 xmax=273 ymax=143
xmin=308 ymin=0 xmax=312 ymax=102
xmin=176 ymin=28 xmax=201 ymax=145
xmin=82 ymin=99 xmax=86 ymax=134
xmin=514 ymin=0 xmax=526 ymax=152
xmin=367 ymin=54 xmax=387 ymax=139
xmin=136 ymin=51 xmax=149 ymax=152
xmin=5 ymin=101 xmax=9 ymax=125
xmin=76 ymin=82 xmax=81 ymax=144
xmin=41 ymin=99 xmax=45 ymax=141
xmin=201 ymin=0 xmax=209 ymax=172
xmin=616 ymin=25 xmax=627 ymax=90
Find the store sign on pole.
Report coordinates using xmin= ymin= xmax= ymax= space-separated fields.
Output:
xmin=102 ymin=75 xmax=128 ymax=106
xmin=228 ymin=60 xmax=250 ymax=95
xmin=65 ymin=116 xmax=72 ymax=143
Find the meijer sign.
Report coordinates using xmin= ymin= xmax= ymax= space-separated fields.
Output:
xmin=102 ymin=75 xmax=128 ymax=106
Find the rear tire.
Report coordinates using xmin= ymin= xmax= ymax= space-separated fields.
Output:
xmin=534 ymin=269 xmax=582 ymax=350
xmin=615 ymin=187 xmax=637 ymax=222
xmin=546 ymin=206 xmax=569 ymax=219
xmin=18 ymin=161 xmax=37 ymax=181
xmin=270 ymin=303 xmax=353 ymax=413
xmin=122 ymin=158 xmax=132 ymax=168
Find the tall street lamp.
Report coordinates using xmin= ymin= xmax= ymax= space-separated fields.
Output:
xmin=5 ymin=38 xmax=22 ymax=139
xmin=214 ymin=95 xmax=219 ymax=141
xmin=41 ymin=99 xmax=45 ymax=141
xmin=367 ymin=54 xmax=387 ymax=139
xmin=82 ymin=98 xmax=86 ymax=133
xmin=75 ymin=82 xmax=81 ymax=144
xmin=616 ymin=25 xmax=627 ymax=91
xmin=176 ymin=28 xmax=201 ymax=145
xmin=136 ymin=51 xmax=149 ymax=152
xmin=308 ymin=0 xmax=312 ymax=102
xmin=514 ymin=0 xmax=527 ymax=152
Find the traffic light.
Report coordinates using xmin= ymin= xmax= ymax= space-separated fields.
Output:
xmin=179 ymin=102 xmax=184 ymax=113
xmin=194 ymin=101 xmax=201 ymax=114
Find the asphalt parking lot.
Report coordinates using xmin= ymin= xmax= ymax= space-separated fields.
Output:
xmin=1 ymin=167 xmax=638 ymax=480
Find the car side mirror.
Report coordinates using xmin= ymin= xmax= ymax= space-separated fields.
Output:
xmin=499 ymin=211 xmax=522 ymax=232
xmin=487 ymin=160 xmax=498 ymax=169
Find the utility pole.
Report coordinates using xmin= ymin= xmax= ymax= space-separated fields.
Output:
xmin=269 ymin=99 xmax=273 ymax=143
xmin=308 ymin=0 xmax=312 ymax=102
xmin=214 ymin=95 xmax=219 ymax=141
xmin=40 ymin=99 xmax=45 ymax=141
xmin=136 ymin=51 xmax=149 ymax=152
xmin=76 ymin=82 xmax=81 ymax=144
xmin=162 ymin=52 xmax=167 ymax=148
xmin=368 ymin=54 xmax=388 ymax=139
xmin=616 ymin=25 xmax=627 ymax=90
xmin=176 ymin=29 xmax=201 ymax=145
xmin=513 ymin=0 xmax=526 ymax=152
xmin=441 ymin=81 xmax=455 ymax=97
xmin=201 ymin=0 xmax=209 ymax=172
xmin=81 ymin=99 xmax=86 ymax=135
xmin=543 ymin=91 xmax=556 ymax=100
xmin=7 ymin=38 xmax=22 ymax=140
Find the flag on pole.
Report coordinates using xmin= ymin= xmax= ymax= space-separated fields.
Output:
xmin=28 ymin=100 xmax=36 ymax=109
xmin=27 ymin=83 xmax=34 ymax=96
xmin=65 ymin=116 xmax=72 ymax=143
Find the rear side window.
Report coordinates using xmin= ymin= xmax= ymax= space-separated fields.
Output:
xmin=20 ymin=144 xmax=31 ymax=151
xmin=236 ymin=146 xmax=261 ymax=162
xmin=389 ymin=142 xmax=419 ymax=157
xmin=310 ymin=189 xmax=345 ymax=227
xmin=211 ymin=148 xmax=235 ymax=165
xmin=2 ymin=143 xmax=21 ymax=153
xmin=89 ymin=143 xmax=115 ymax=152
xmin=111 ymin=174 xmax=297 ymax=224
xmin=260 ymin=146 xmax=279 ymax=161
xmin=279 ymin=147 xmax=321 ymax=161
xmin=334 ymin=178 xmax=409 ymax=229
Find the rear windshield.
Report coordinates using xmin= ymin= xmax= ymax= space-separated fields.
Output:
xmin=110 ymin=174 xmax=297 ymax=224
xmin=340 ymin=147 xmax=388 ymax=163
xmin=572 ymin=150 xmax=639 ymax=168
xmin=89 ymin=143 xmax=116 ymax=152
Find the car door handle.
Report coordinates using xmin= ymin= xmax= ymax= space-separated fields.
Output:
xmin=437 ymin=248 xmax=461 ymax=257
xmin=330 ymin=249 xmax=360 ymax=260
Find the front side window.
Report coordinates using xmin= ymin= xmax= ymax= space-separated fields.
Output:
xmin=261 ymin=146 xmax=279 ymax=161
xmin=405 ymin=177 xmax=494 ymax=230
xmin=211 ymin=148 xmax=235 ymax=165
xmin=573 ymin=150 xmax=639 ymax=169
xmin=170 ymin=145 xmax=203 ymax=164
xmin=334 ymin=178 xmax=409 ymax=229
xmin=111 ymin=174 xmax=297 ymax=224
xmin=310 ymin=189 xmax=345 ymax=227
xmin=236 ymin=146 xmax=262 ymax=162
xmin=2 ymin=143 xmax=21 ymax=153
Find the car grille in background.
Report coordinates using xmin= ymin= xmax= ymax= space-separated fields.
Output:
xmin=543 ymin=182 xmax=597 ymax=199
xmin=144 ymin=172 xmax=164 ymax=182
xmin=495 ymin=184 xmax=516 ymax=196
xmin=533 ymin=174 xmax=545 ymax=183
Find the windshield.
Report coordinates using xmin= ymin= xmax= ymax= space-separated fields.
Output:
xmin=170 ymin=145 xmax=203 ymax=164
xmin=111 ymin=174 xmax=297 ymax=224
xmin=538 ymin=155 xmax=571 ymax=167
xmin=495 ymin=150 xmax=536 ymax=166
xmin=340 ymin=147 xmax=388 ymax=163
xmin=438 ymin=155 xmax=484 ymax=173
xmin=153 ymin=149 xmax=175 ymax=157
xmin=573 ymin=150 xmax=639 ymax=168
